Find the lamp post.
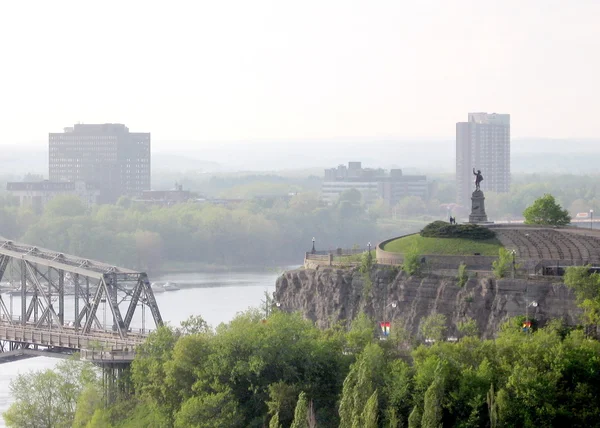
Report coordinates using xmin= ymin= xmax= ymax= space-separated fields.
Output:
xmin=591 ymin=209 xmax=594 ymax=230
xmin=311 ymin=237 xmax=316 ymax=254
xmin=386 ymin=301 xmax=397 ymax=323
xmin=368 ymin=242 xmax=371 ymax=255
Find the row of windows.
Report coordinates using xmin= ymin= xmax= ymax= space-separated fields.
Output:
xmin=50 ymin=142 xmax=148 ymax=148
xmin=50 ymin=136 xmax=118 ymax=140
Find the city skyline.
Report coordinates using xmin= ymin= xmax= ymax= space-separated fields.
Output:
xmin=1 ymin=1 xmax=599 ymax=147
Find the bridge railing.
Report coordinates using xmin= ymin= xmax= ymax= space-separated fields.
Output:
xmin=0 ymin=314 xmax=153 ymax=338
xmin=79 ymin=348 xmax=137 ymax=362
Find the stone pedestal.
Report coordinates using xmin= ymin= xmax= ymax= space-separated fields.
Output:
xmin=469 ymin=190 xmax=488 ymax=223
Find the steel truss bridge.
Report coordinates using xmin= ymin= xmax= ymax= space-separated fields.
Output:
xmin=0 ymin=236 xmax=163 ymax=365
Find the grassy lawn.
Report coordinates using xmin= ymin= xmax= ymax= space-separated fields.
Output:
xmin=333 ymin=252 xmax=367 ymax=263
xmin=383 ymin=234 xmax=503 ymax=256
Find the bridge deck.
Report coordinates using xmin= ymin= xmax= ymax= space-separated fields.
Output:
xmin=0 ymin=321 xmax=146 ymax=356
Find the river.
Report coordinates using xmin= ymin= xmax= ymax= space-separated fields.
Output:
xmin=0 ymin=269 xmax=287 ymax=425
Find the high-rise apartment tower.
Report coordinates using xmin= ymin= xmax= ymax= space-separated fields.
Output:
xmin=456 ymin=113 xmax=510 ymax=207
xmin=49 ymin=123 xmax=150 ymax=203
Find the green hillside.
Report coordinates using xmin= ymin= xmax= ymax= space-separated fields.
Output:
xmin=383 ymin=233 xmax=503 ymax=256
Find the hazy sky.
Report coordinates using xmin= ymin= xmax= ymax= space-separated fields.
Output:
xmin=1 ymin=0 xmax=599 ymax=147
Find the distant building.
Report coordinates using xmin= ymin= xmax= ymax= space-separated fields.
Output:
xmin=134 ymin=184 xmax=191 ymax=206
xmin=322 ymin=162 xmax=427 ymax=206
xmin=49 ymin=123 xmax=151 ymax=203
xmin=456 ymin=113 xmax=510 ymax=207
xmin=6 ymin=180 xmax=100 ymax=213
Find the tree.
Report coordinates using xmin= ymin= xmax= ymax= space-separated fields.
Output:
xmin=290 ymin=392 xmax=309 ymax=428
xmin=408 ymin=405 xmax=422 ymax=428
xmin=338 ymin=188 xmax=362 ymax=204
xmin=135 ymin=230 xmax=163 ymax=270
xmin=85 ymin=409 xmax=112 ymax=428
xmin=523 ymin=194 xmax=571 ymax=226
xmin=383 ymin=360 xmax=412 ymax=426
xmin=457 ymin=318 xmax=479 ymax=338
xmin=492 ymin=248 xmax=514 ymax=279
xmin=339 ymin=344 xmax=385 ymax=427
xmin=345 ymin=312 xmax=375 ymax=354
xmin=487 ymin=384 xmax=498 ymax=428
xmin=419 ymin=314 xmax=447 ymax=343
xmin=564 ymin=266 xmax=600 ymax=335
xmin=421 ymin=378 xmax=444 ymax=428
xmin=362 ymin=390 xmax=379 ymax=428
xmin=174 ymin=389 xmax=242 ymax=428
xmin=266 ymin=382 xmax=299 ymax=427
xmin=395 ymin=196 xmax=427 ymax=217
xmin=72 ymin=384 xmax=103 ymax=427
xmin=131 ymin=326 xmax=180 ymax=423
xmin=368 ymin=198 xmax=389 ymax=220
xmin=269 ymin=412 xmax=282 ymax=428
xmin=3 ymin=358 xmax=99 ymax=428
xmin=457 ymin=262 xmax=468 ymax=287
xmin=402 ymin=248 xmax=422 ymax=276
xmin=44 ymin=195 xmax=87 ymax=217
xmin=261 ymin=290 xmax=275 ymax=318
xmin=178 ymin=314 xmax=210 ymax=335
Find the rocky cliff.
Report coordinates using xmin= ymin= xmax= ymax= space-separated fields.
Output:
xmin=274 ymin=266 xmax=582 ymax=338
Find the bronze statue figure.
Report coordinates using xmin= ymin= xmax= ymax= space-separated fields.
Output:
xmin=473 ymin=168 xmax=483 ymax=191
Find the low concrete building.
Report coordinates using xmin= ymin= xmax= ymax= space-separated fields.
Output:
xmin=132 ymin=184 xmax=191 ymax=206
xmin=6 ymin=180 xmax=100 ymax=213
xmin=322 ymin=162 xmax=427 ymax=206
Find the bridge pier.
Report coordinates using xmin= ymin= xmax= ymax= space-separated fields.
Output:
xmin=101 ymin=362 xmax=132 ymax=405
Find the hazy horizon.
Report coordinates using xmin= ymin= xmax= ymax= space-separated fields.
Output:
xmin=1 ymin=0 xmax=600 ymax=146
xmin=2 ymin=137 xmax=599 ymax=176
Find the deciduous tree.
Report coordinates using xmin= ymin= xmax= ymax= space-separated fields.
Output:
xmin=523 ymin=194 xmax=571 ymax=226
xmin=3 ymin=358 xmax=99 ymax=428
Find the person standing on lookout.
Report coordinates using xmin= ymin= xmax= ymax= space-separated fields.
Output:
xmin=473 ymin=168 xmax=483 ymax=191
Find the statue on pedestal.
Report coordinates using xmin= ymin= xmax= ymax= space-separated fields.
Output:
xmin=469 ymin=168 xmax=488 ymax=224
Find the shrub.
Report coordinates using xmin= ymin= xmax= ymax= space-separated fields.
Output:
xmin=492 ymin=248 xmax=516 ymax=279
xmin=419 ymin=313 xmax=447 ymax=342
xmin=457 ymin=318 xmax=479 ymax=337
xmin=420 ymin=221 xmax=495 ymax=240
xmin=359 ymin=252 xmax=374 ymax=299
xmin=402 ymin=248 xmax=422 ymax=276
xmin=457 ymin=263 xmax=468 ymax=287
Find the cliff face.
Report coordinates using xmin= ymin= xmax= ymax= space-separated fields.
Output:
xmin=274 ymin=266 xmax=582 ymax=338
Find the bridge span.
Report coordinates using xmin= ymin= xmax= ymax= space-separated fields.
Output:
xmin=0 ymin=236 xmax=163 ymax=364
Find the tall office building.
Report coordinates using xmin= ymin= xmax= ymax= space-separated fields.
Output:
xmin=49 ymin=124 xmax=151 ymax=203
xmin=456 ymin=113 xmax=510 ymax=207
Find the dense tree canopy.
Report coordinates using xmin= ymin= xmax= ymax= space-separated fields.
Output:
xmin=7 ymin=309 xmax=600 ymax=428
xmin=0 ymin=192 xmax=384 ymax=271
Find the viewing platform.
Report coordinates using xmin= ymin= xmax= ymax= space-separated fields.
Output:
xmin=375 ymin=224 xmax=600 ymax=275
